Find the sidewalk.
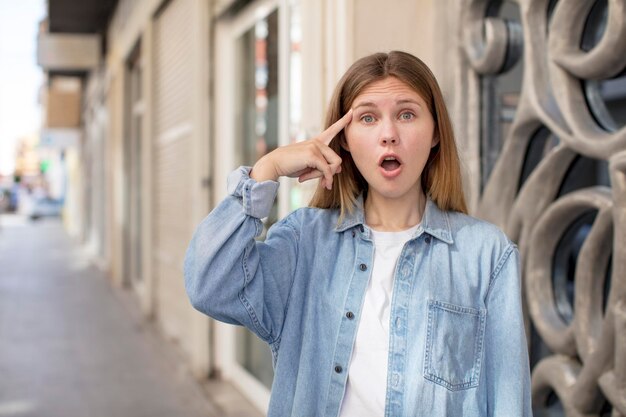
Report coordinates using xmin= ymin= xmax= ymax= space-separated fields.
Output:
xmin=0 ymin=215 xmax=263 ymax=417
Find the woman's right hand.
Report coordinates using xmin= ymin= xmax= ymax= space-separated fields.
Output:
xmin=250 ymin=110 xmax=353 ymax=190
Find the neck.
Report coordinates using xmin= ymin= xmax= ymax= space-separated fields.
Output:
xmin=364 ymin=188 xmax=427 ymax=232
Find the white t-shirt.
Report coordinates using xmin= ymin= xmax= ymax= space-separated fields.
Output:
xmin=339 ymin=224 xmax=420 ymax=417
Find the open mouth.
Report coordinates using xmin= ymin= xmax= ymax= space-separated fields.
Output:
xmin=380 ymin=156 xmax=402 ymax=172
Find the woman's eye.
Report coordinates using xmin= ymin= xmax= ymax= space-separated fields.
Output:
xmin=400 ymin=112 xmax=414 ymax=120
xmin=361 ymin=115 xmax=375 ymax=123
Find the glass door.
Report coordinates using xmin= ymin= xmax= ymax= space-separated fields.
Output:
xmin=213 ymin=0 xmax=301 ymax=411
xmin=125 ymin=41 xmax=144 ymax=291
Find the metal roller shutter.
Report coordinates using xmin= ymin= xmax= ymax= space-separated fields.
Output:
xmin=153 ymin=0 xmax=195 ymax=346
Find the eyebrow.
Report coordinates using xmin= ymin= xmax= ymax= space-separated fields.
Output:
xmin=352 ymin=99 xmax=422 ymax=109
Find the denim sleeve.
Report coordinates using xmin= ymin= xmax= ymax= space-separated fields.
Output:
xmin=483 ymin=245 xmax=533 ymax=416
xmin=184 ymin=166 xmax=299 ymax=344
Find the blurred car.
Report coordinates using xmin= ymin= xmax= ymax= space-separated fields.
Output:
xmin=29 ymin=197 xmax=62 ymax=220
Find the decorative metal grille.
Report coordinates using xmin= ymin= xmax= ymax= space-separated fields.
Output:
xmin=461 ymin=0 xmax=626 ymax=415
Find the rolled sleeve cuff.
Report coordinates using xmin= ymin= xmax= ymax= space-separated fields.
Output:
xmin=227 ymin=166 xmax=279 ymax=219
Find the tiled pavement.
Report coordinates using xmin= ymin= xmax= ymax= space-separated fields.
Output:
xmin=0 ymin=215 xmax=263 ymax=417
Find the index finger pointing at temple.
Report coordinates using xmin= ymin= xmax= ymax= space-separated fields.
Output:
xmin=319 ymin=109 xmax=353 ymax=146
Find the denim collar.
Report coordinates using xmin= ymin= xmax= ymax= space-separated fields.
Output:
xmin=334 ymin=194 xmax=454 ymax=244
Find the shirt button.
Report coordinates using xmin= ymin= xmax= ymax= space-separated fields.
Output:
xmin=425 ymin=236 xmax=431 ymax=244
xmin=346 ymin=311 xmax=355 ymax=320
xmin=359 ymin=263 xmax=367 ymax=271
xmin=334 ymin=365 xmax=343 ymax=373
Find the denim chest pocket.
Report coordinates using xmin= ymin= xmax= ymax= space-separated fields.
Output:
xmin=423 ymin=299 xmax=487 ymax=391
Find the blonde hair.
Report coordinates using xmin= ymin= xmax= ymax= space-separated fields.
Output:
xmin=309 ymin=51 xmax=468 ymax=220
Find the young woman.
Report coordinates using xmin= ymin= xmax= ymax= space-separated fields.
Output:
xmin=185 ymin=51 xmax=532 ymax=416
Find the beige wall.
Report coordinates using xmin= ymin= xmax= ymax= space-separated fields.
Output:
xmin=81 ymin=68 xmax=109 ymax=269
xmin=351 ymin=0 xmax=457 ymax=102
xmin=37 ymin=33 xmax=100 ymax=71
xmin=45 ymin=79 xmax=82 ymax=128
xmin=352 ymin=0 xmax=434 ymax=64
xmin=104 ymin=0 xmax=211 ymax=378
xmin=106 ymin=64 xmax=125 ymax=288
xmin=214 ymin=0 xmax=238 ymax=16
xmin=45 ymin=91 xmax=80 ymax=128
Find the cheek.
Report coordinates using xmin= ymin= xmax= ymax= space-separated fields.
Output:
xmin=345 ymin=124 xmax=376 ymax=144
xmin=403 ymin=125 xmax=436 ymax=149
xmin=344 ymin=132 xmax=368 ymax=167
xmin=344 ymin=126 xmax=365 ymax=152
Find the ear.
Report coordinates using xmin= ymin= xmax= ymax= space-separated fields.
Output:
xmin=431 ymin=135 xmax=440 ymax=148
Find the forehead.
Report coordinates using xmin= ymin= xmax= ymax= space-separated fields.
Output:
xmin=353 ymin=77 xmax=425 ymax=105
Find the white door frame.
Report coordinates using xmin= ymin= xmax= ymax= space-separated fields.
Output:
xmin=213 ymin=0 xmax=292 ymax=411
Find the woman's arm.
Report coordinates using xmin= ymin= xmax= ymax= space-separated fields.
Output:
xmin=184 ymin=167 xmax=299 ymax=344
xmin=483 ymin=245 xmax=533 ymax=416
xmin=184 ymin=110 xmax=352 ymax=343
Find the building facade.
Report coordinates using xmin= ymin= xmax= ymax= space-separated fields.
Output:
xmin=37 ymin=0 xmax=625 ymax=415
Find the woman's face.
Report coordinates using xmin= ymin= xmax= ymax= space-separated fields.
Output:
xmin=344 ymin=76 xmax=438 ymax=202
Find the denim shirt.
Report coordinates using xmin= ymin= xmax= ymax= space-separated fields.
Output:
xmin=184 ymin=167 xmax=532 ymax=417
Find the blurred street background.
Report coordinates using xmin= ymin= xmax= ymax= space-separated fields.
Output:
xmin=0 ymin=214 xmax=259 ymax=417
xmin=0 ymin=0 xmax=625 ymax=416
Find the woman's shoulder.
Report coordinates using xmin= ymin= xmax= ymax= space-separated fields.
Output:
xmin=445 ymin=210 xmax=516 ymax=257
xmin=447 ymin=210 xmax=509 ymax=238
xmin=443 ymin=211 xmax=519 ymax=285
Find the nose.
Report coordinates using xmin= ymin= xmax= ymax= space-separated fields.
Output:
xmin=379 ymin=119 xmax=399 ymax=145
